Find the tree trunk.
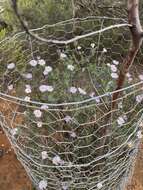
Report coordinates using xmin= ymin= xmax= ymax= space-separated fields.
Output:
xmin=112 ymin=0 xmax=143 ymax=108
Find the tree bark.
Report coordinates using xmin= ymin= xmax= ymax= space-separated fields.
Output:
xmin=112 ymin=0 xmax=143 ymax=108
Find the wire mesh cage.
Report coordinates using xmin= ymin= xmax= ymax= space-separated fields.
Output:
xmin=0 ymin=1 xmax=143 ymax=190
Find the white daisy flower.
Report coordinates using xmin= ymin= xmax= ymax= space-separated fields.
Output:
xmin=39 ymin=85 xmax=54 ymax=93
xmin=67 ymin=64 xmax=74 ymax=71
xmin=38 ymin=59 xmax=46 ymax=66
xmin=60 ymin=52 xmax=67 ymax=59
xmin=126 ymin=73 xmax=133 ymax=82
xmin=110 ymin=64 xmax=117 ymax=72
xmin=64 ymin=115 xmax=72 ymax=123
xmin=8 ymin=84 xmax=13 ymax=91
xmin=113 ymin=60 xmax=119 ymax=65
xmin=24 ymin=96 xmax=31 ymax=102
xmin=29 ymin=59 xmax=38 ymax=67
xmin=103 ymin=48 xmax=107 ymax=53
xmin=117 ymin=116 xmax=125 ymax=126
xmin=139 ymin=74 xmax=143 ymax=81
xmin=41 ymin=151 xmax=48 ymax=160
xmin=62 ymin=183 xmax=68 ymax=190
xmin=118 ymin=102 xmax=123 ymax=109
xmin=77 ymin=46 xmax=82 ymax=50
xmin=7 ymin=63 xmax=15 ymax=70
xmin=111 ymin=73 xmax=119 ymax=79
xmin=69 ymin=87 xmax=77 ymax=94
xmin=127 ymin=141 xmax=133 ymax=148
xmin=70 ymin=132 xmax=76 ymax=138
xmin=107 ymin=63 xmax=111 ymax=67
xmin=39 ymin=180 xmax=48 ymax=190
xmin=97 ymin=182 xmax=103 ymax=189
xmin=94 ymin=97 xmax=101 ymax=103
xmin=43 ymin=66 xmax=53 ymax=75
xmin=137 ymin=130 xmax=142 ymax=139
xmin=41 ymin=104 xmax=49 ymax=110
xmin=46 ymin=85 xmax=54 ymax=92
xmin=25 ymin=85 xmax=32 ymax=94
xmin=23 ymin=73 xmax=33 ymax=79
xmin=128 ymin=77 xmax=133 ymax=82
xmin=10 ymin=128 xmax=18 ymax=136
xmin=25 ymin=88 xmax=32 ymax=94
xmin=33 ymin=110 xmax=42 ymax=118
xmin=78 ymin=87 xmax=87 ymax=95
xmin=37 ymin=121 xmax=43 ymax=128
xmin=52 ymin=155 xmax=63 ymax=165
xmin=91 ymin=43 xmax=95 ymax=48
xmin=126 ymin=73 xmax=131 ymax=78
xmin=136 ymin=94 xmax=143 ymax=103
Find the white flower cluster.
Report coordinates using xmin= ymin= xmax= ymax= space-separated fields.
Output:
xmin=23 ymin=73 xmax=33 ymax=79
xmin=60 ymin=52 xmax=67 ymax=59
xmin=41 ymin=151 xmax=48 ymax=160
xmin=127 ymin=141 xmax=133 ymax=148
xmin=117 ymin=115 xmax=127 ymax=126
xmin=29 ymin=59 xmax=37 ymax=67
xmin=139 ymin=74 xmax=143 ymax=81
xmin=7 ymin=63 xmax=15 ymax=70
xmin=70 ymin=131 xmax=77 ymax=138
xmin=39 ymin=180 xmax=48 ymax=190
xmin=64 ymin=115 xmax=72 ymax=123
xmin=69 ymin=87 xmax=77 ymax=94
xmin=43 ymin=66 xmax=53 ymax=76
xmin=38 ymin=59 xmax=46 ymax=66
xmin=67 ymin=64 xmax=74 ymax=71
xmin=62 ymin=183 xmax=69 ymax=190
xmin=39 ymin=85 xmax=54 ymax=93
xmin=78 ymin=87 xmax=87 ymax=95
xmin=41 ymin=104 xmax=49 ymax=110
xmin=29 ymin=58 xmax=46 ymax=67
xmin=136 ymin=94 xmax=143 ymax=103
xmin=69 ymin=87 xmax=87 ymax=95
xmin=25 ymin=85 xmax=32 ymax=94
xmin=37 ymin=121 xmax=43 ymax=128
xmin=91 ymin=43 xmax=95 ymax=48
xmin=77 ymin=46 xmax=82 ymax=50
xmin=103 ymin=48 xmax=107 ymax=53
xmin=108 ymin=60 xmax=119 ymax=79
xmin=8 ymin=84 xmax=13 ymax=91
xmin=97 ymin=182 xmax=103 ymax=189
xmin=94 ymin=96 xmax=101 ymax=103
xmin=24 ymin=96 xmax=31 ymax=102
xmin=52 ymin=155 xmax=64 ymax=165
xmin=137 ymin=130 xmax=142 ymax=139
xmin=10 ymin=128 xmax=18 ymax=136
xmin=126 ymin=72 xmax=133 ymax=82
xmin=33 ymin=109 xmax=42 ymax=118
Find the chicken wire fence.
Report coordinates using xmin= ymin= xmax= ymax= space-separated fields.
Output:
xmin=0 ymin=14 xmax=143 ymax=190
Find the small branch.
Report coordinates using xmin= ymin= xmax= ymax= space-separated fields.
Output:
xmin=112 ymin=0 xmax=143 ymax=108
xmin=10 ymin=0 xmax=130 ymax=45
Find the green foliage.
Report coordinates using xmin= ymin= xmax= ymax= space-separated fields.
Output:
xmin=1 ymin=0 xmax=72 ymax=33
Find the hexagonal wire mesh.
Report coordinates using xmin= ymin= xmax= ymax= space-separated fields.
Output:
xmin=0 ymin=1 xmax=143 ymax=190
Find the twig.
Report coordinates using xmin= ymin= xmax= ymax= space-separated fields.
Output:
xmin=112 ymin=0 xmax=143 ymax=108
xmin=10 ymin=0 xmax=131 ymax=45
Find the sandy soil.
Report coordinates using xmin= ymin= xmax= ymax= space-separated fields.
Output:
xmin=0 ymin=129 xmax=32 ymax=190
xmin=126 ymin=143 xmax=143 ymax=190
xmin=0 ymin=132 xmax=143 ymax=190
xmin=0 ymin=95 xmax=33 ymax=190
